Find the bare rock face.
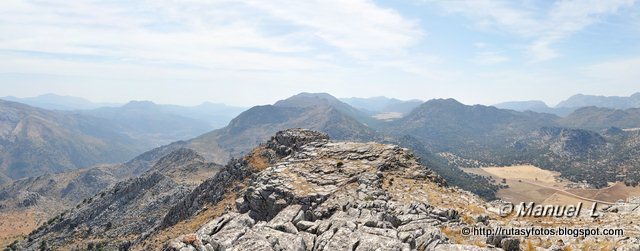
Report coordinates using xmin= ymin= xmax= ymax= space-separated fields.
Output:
xmin=166 ymin=129 xmax=486 ymax=251
xmin=267 ymin=128 xmax=329 ymax=155
xmin=21 ymin=148 xmax=220 ymax=250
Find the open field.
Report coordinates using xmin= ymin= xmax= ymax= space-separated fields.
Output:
xmin=462 ymin=165 xmax=640 ymax=206
xmin=480 ymin=165 xmax=559 ymax=183
xmin=372 ymin=112 xmax=403 ymax=121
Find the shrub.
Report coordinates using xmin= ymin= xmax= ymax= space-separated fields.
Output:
xmin=39 ymin=240 xmax=47 ymax=251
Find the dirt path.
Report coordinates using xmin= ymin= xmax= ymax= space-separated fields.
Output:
xmin=520 ymin=180 xmax=615 ymax=205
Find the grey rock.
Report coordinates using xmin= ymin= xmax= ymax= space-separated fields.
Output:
xmin=500 ymin=238 xmax=520 ymax=251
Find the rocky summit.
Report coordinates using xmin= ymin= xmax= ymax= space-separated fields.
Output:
xmin=164 ymin=129 xmax=489 ymax=251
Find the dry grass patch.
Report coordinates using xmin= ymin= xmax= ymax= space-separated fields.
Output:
xmin=480 ymin=165 xmax=560 ymax=183
xmin=440 ymin=225 xmax=485 ymax=247
xmin=382 ymin=175 xmax=430 ymax=204
xmin=247 ymin=147 xmax=270 ymax=172
xmin=473 ymin=239 xmax=487 ymax=248
xmin=0 ymin=210 xmax=40 ymax=247
xmin=579 ymin=240 xmax=615 ymax=251
xmin=524 ymin=240 xmax=536 ymax=251
xmin=440 ymin=226 xmax=464 ymax=244
xmin=282 ymin=168 xmax=316 ymax=196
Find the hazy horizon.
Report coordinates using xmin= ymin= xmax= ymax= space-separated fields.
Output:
xmin=3 ymin=90 xmax=640 ymax=108
xmin=2 ymin=1 xmax=640 ymax=107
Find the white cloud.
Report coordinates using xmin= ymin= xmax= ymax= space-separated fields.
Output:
xmin=245 ymin=0 xmax=423 ymax=59
xmin=474 ymin=42 xmax=488 ymax=48
xmin=0 ymin=0 xmax=428 ymax=75
xmin=431 ymin=0 xmax=636 ymax=62
xmin=470 ymin=51 xmax=509 ymax=65
xmin=584 ymin=57 xmax=640 ymax=84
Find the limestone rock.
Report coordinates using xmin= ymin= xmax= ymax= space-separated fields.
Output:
xmin=165 ymin=129 xmax=493 ymax=251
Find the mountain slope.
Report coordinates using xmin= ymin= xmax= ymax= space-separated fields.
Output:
xmin=387 ymin=98 xmax=559 ymax=154
xmin=0 ymin=141 xmax=192 ymax=245
xmin=159 ymin=102 xmax=247 ymax=129
xmin=384 ymin=98 xmax=640 ymax=189
xmin=182 ymin=93 xmax=380 ymax=164
xmin=23 ymin=148 xmax=220 ymax=250
xmin=0 ymin=100 xmax=144 ymax=182
xmin=78 ymin=101 xmax=214 ymax=147
xmin=276 ymin=92 xmax=378 ymax=125
xmin=559 ymin=106 xmax=640 ymax=131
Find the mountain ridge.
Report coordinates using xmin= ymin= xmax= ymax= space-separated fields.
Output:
xmin=557 ymin=92 xmax=640 ymax=109
xmin=1 ymin=94 xmax=121 ymax=110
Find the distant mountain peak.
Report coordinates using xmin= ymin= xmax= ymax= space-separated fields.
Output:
xmin=422 ymin=98 xmax=464 ymax=107
xmin=274 ymin=92 xmax=341 ymax=108
xmin=272 ymin=92 xmax=369 ymax=123
xmin=122 ymin=100 xmax=157 ymax=109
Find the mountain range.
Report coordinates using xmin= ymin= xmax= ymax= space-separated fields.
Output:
xmin=0 ymin=100 xmax=143 ymax=183
xmin=557 ymin=92 xmax=640 ymax=109
xmin=0 ymin=97 xmax=247 ymax=184
xmin=2 ymin=94 xmax=246 ymax=129
xmin=494 ymin=92 xmax=640 ymax=115
xmin=1 ymin=94 xmax=121 ymax=110
xmin=4 ymin=92 xmax=640 ymax=190
xmin=2 ymin=91 xmax=640 ymax=249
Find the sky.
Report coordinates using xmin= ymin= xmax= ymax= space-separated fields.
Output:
xmin=1 ymin=0 xmax=639 ymax=107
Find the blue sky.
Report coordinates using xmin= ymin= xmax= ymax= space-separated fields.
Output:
xmin=1 ymin=0 xmax=639 ymax=106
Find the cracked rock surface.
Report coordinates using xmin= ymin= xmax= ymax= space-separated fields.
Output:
xmin=166 ymin=129 xmax=490 ymax=251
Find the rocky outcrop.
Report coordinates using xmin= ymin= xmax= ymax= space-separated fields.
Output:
xmin=165 ymin=129 xmax=484 ymax=251
xmin=21 ymin=148 xmax=220 ymax=250
xmin=534 ymin=127 xmax=606 ymax=158
xmin=266 ymin=129 xmax=329 ymax=156
xmin=160 ymin=129 xmax=330 ymax=230
xmin=150 ymin=148 xmax=206 ymax=173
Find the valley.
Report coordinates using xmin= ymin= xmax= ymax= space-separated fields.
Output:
xmin=463 ymin=165 xmax=640 ymax=207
